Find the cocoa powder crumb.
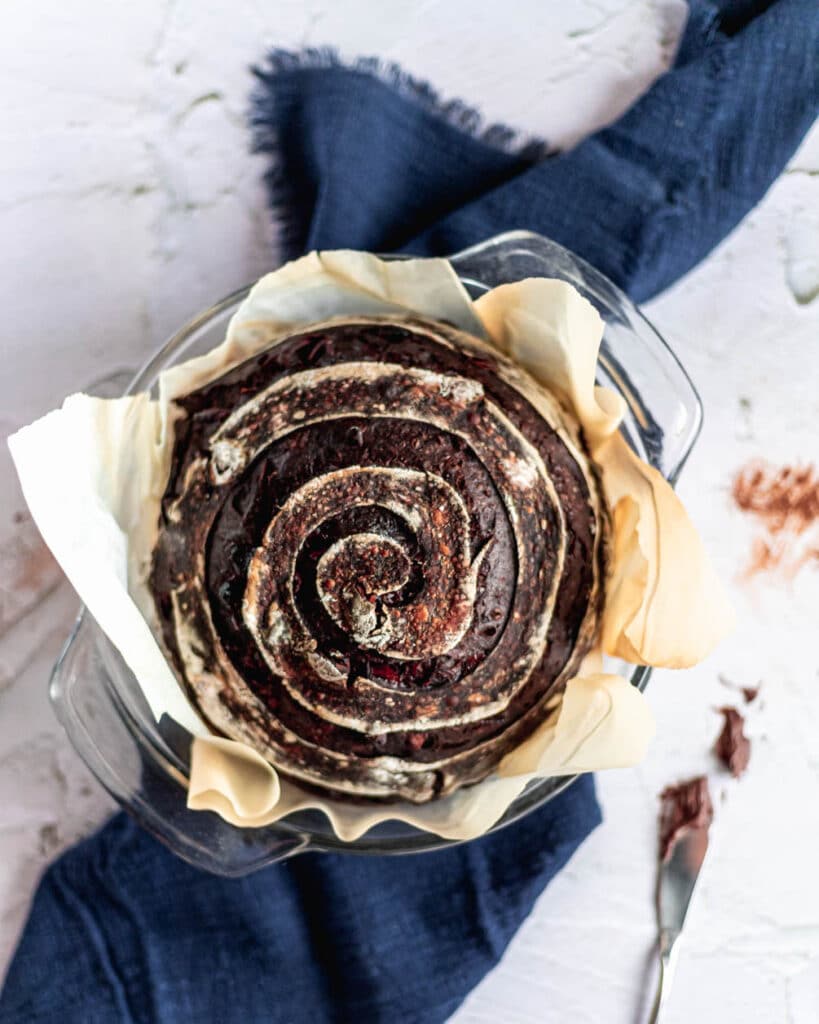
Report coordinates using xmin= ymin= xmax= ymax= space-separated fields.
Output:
xmin=718 ymin=674 xmax=760 ymax=704
xmin=732 ymin=461 xmax=819 ymax=578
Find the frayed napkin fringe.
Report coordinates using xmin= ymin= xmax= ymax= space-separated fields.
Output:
xmin=250 ymin=46 xmax=551 ymax=255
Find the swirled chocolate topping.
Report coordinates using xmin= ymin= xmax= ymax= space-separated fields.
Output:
xmin=150 ymin=316 xmax=608 ymax=802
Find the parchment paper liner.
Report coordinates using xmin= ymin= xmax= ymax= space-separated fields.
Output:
xmin=9 ymin=251 xmax=734 ymax=842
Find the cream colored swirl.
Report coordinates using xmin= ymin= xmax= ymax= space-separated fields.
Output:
xmin=246 ymin=468 xmax=486 ymax=662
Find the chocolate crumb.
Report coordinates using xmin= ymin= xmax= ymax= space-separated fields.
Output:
xmin=714 ymin=706 xmax=751 ymax=777
xmin=732 ymin=462 xmax=819 ymax=534
xmin=659 ymin=776 xmax=713 ymax=862
xmin=718 ymin=674 xmax=761 ymax=704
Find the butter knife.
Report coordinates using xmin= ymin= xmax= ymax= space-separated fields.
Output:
xmin=649 ymin=781 xmax=712 ymax=1023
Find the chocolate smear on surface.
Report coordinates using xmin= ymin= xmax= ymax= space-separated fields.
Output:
xmin=714 ymin=707 xmax=751 ymax=778
xmin=659 ymin=776 xmax=714 ymax=862
xmin=732 ymin=461 xmax=819 ymax=578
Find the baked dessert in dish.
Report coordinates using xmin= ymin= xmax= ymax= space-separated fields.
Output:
xmin=150 ymin=315 xmax=608 ymax=803
xmin=9 ymin=248 xmax=734 ymax=841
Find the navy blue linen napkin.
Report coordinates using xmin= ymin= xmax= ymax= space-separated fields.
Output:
xmin=254 ymin=0 xmax=818 ymax=302
xmin=2 ymin=2 xmax=817 ymax=1022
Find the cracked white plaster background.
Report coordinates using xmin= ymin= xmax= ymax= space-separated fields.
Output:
xmin=1 ymin=2 xmax=818 ymax=1021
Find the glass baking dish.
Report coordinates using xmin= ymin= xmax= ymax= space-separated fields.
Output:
xmin=49 ymin=230 xmax=702 ymax=875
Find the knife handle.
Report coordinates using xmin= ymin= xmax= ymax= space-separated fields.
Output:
xmin=648 ymin=931 xmax=679 ymax=1024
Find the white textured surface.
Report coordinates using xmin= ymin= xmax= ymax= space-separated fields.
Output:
xmin=1 ymin=1 xmax=818 ymax=1020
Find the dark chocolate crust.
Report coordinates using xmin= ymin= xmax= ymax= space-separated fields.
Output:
xmin=150 ymin=316 xmax=607 ymax=802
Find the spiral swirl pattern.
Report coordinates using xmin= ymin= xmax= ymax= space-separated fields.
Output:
xmin=150 ymin=317 xmax=607 ymax=802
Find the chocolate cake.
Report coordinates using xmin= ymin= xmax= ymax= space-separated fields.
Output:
xmin=150 ymin=315 xmax=608 ymax=802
